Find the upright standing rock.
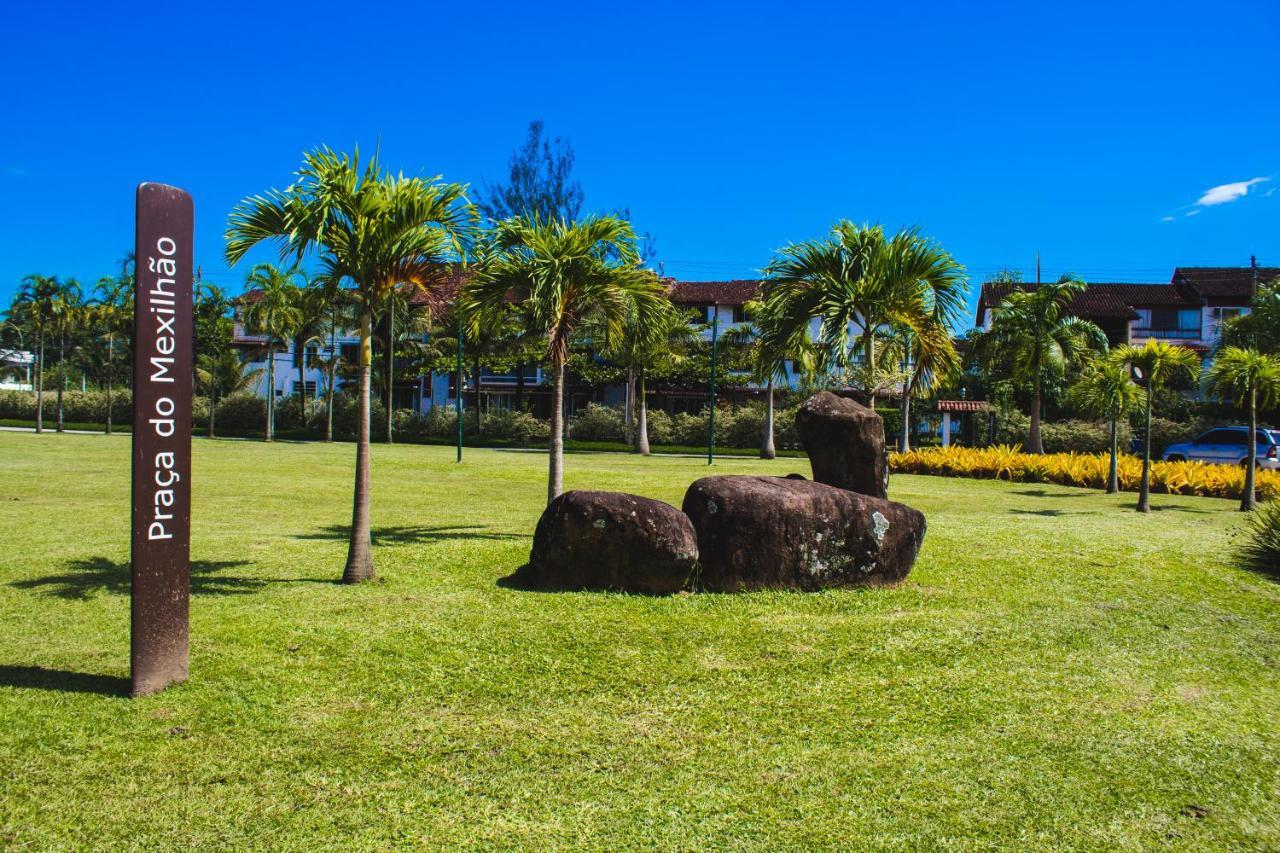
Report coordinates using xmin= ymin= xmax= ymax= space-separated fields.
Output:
xmin=795 ymin=391 xmax=887 ymax=498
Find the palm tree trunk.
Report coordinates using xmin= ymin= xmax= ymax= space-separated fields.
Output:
xmin=1027 ymin=379 xmax=1043 ymax=454
xmin=899 ymin=375 xmax=913 ymax=453
xmin=105 ymin=334 xmax=114 ymax=435
xmin=209 ymin=389 xmax=217 ymax=438
xmin=1242 ymin=383 xmax=1258 ymax=512
xmin=35 ymin=333 xmax=43 ymax=433
xmin=624 ymin=366 xmax=635 ymax=447
xmin=56 ymin=329 xmax=65 ymax=432
xmin=548 ymin=360 xmax=566 ymax=503
xmin=636 ymin=371 xmax=651 ymax=456
xmin=864 ymin=328 xmax=877 ymax=409
xmin=298 ymin=338 xmax=307 ymax=426
xmin=325 ymin=313 xmax=337 ymax=442
xmin=1137 ymin=392 xmax=1153 ymax=513
xmin=265 ymin=343 xmax=275 ymax=442
xmin=1107 ymin=417 xmax=1119 ymax=493
xmin=343 ymin=309 xmax=375 ymax=583
xmin=761 ymin=378 xmax=776 ymax=459
xmin=385 ymin=309 xmax=395 ymax=444
xmin=472 ymin=360 xmax=483 ymax=436
xmin=515 ymin=361 xmax=526 ymax=410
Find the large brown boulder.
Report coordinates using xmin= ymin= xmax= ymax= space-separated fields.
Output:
xmin=508 ymin=491 xmax=698 ymax=593
xmin=795 ymin=391 xmax=887 ymax=498
xmin=682 ymin=475 xmax=925 ymax=592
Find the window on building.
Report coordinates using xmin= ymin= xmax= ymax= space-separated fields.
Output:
xmin=340 ymin=343 xmax=359 ymax=364
xmin=291 ymin=381 xmax=317 ymax=396
xmin=732 ymin=304 xmax=748 ymax=323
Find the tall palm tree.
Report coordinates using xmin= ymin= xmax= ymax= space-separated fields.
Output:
xmin=1113 ymin=340 xmax=1201 ymax=513
xmin=196 ymin=350 xmax=264 ymax=438
xmin=91 ymin=275 xmax=133 ymax=435
xmin=1070 ymin=358 xmax=1145 ymax=493
xmin=604 ymin=296 xmax=701 ymax=455
xmin=240 ymin=264 xmax=302 ymax=442
xmin=288 ymin=275 xmax=328 ymax=409
xmin=881 ymin=320 xmax=961 ymax=453
xmin=760 ymin=222 xmax=967 ymax=408
xmin=311 ymin=271 xmax=353 ymax=442
xmin=49 ymin=279 xmax=84 ymax=433
xmin=8 ymin=274 xmax=60 ymax=432
xmin=227 ymin=146 xmax=473 ymax=583
xmin=724 ymin=303 xmax=810 ymax=459
xmin=975 ymin=276 xmax=1109 ymax=453
xmin=461 ymin=214 xmax=664 ymax=502
xmin=1205 ymin=346 xmax=1280 ymax=511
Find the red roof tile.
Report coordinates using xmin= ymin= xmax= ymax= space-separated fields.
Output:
xmin=667 ymin=280 xmax=761 ymax=306
xmin=1173 ymin=266 xmax=1278 ymax=300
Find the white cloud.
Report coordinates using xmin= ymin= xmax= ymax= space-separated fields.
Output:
xmin=1196 ymin=177 xmax=1269 ymax=206
xmin=1185 ymin=209 xmax=1200 ymax=217
xmin=1160 ymin=215 xmax=1175 ymax=222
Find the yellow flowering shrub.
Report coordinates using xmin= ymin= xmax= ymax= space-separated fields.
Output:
xmin=890 ymin=445 xmax=1280 ymax=501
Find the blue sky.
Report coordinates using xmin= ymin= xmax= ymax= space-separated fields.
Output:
xmin=2 ymin=0 xmax=1276 ymax=325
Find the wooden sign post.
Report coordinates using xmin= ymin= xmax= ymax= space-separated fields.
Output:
xmin=131 ymin=183 xmax=194 ymax=697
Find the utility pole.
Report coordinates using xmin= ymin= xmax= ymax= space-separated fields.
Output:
xmin=708 ymin=302 xmax=718 ymax=465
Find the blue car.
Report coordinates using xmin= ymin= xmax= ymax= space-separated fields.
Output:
xmin=1162 ymin=427 xmax=1280 ymax=469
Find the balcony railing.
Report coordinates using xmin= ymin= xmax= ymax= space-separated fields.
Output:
xmin=1131 ymin=327 xmax=1201 ymax=340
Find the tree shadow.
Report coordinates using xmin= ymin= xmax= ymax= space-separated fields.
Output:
xmin=296 ymin=524 xmax=526 ymax=546
xmin=1009 ymin=488 xmax=1093 ymax=499
xmin=0 ymin=665 xmax=130 ymax=697
xmin=1009 ymin=508 xmax=1087 ymax=517
xmin=1147 ymin=504 xmax=1213 ymax=514
xmin=8 ymin=557 xmax=325 ymax=600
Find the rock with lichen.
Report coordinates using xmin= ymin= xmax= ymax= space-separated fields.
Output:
xmin=681 ymin=475 xmax=924 ymax=592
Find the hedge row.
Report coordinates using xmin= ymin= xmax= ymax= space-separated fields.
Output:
xmin=890 ymin=445 xmax=1280 ymax=501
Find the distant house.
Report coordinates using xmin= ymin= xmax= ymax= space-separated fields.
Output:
xmin=0 ymin=349 xmax=34 ymax=391
xmin=974 ymin=266 xmax=1274 ymax=354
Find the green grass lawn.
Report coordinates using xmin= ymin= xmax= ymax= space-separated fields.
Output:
xmin=1 ymin=432 xmax=1278 ymax=848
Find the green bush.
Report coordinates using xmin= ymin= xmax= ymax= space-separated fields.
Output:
xmin=212 ymin=394 xmax=268 ymax=433
xmin=1240 ymin=500 xmax=1280 ymax=575
xmin=0 ymin=390 xmax=134 ymax=423
xmin=569 ymin=403 xmax=625 ymax=442
xmin=1041 ymin=419 xmax=1134 ymax=454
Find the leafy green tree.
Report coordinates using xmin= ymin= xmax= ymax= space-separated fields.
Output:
xmin=310 ymin=272 xmax=354 ymax=442
xmin=477 ymin=120 xmax=584 ymax=223
xmin=226 ymin=146 xmax=474 ymax=583
xmin=724 ymin=303 xmax=810 ymax=458
xmin=1113 ymin=340 xmax=1201 ymax=513
xmin=759 ymin=222 xmax=967 ymax=408
xmin=603 ymin=296 xmax=700 ymax=455
xmin=9 ymin=274 xmax=61 ymax=432
xmin=196 ymin=350 xmax=264 ymax=438
xmin=1069 ymin=359 xmax=1145 ymax=493
xmin=881 ymin=320 xmax=960 ymax=453
xmin=48 ymin=279 xmax=84 ymax=433
xmin=462 ymin=214 xmax=664 ymax=502
xmin=973 ymin=276 xmax=1108 ymax=453
xmin=1205 ymin=346 xmax=1280 ymax=511
xmin=90 ymin=275 xmax=133 ymax=434
xmin=239 ymin=264 xmax=302 ymax=442
xmin=1221 ymin=277 xmax=1280 ymax=354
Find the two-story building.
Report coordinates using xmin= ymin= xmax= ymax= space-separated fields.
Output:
xmin=974 ymin=265 xmax=1273 ymax=355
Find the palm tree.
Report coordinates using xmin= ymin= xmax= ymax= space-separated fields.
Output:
xmin=604 ymin=296 xmax=701 ymax=455
xmin=49 ymin=279 xmax=84 ymax=433
xmin=196 ymin=350 xmax=264 ymax=438
xmin=289 ymin=276 xmax=328 ymax=408
xmin=1070 ymin=358 xmax=1145 ymax=493
xmin=311 ymin=272 xmax=353 ymax=442
xmin=723 ymin=304 xmax=809 ymax=459
xmin=91 ymin=275 xmax=133 ymax=435
xmin=461 ymin=214 xmax=664 ymax=502
xmin=975 ymin=276 xmax=1109 ymax=453
xmin=8 ymin=275 xmax=60 ymax=432
xmin=240 ymin=264 xmax=302 ymax=442
xmin=1113 ymin=340 xmax=1201 ymax=513
xmin=227 ymin=146 xmax=473 ymax=583
xmin=1205 ymin=346 xmax=1280 ymax=511
xmin=882 ymin=320 xmax=960 ymax=453
xmin=760 ymin=222 xmax=967 ymax=408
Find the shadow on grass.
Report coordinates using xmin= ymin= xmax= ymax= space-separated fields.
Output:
xmin=10 ymin=557 xmax=332 ymax=600
xmin=0 ymin=665 xmax=130 ymax=696
xmin=297 ymin=524 xmax=525 ymax=546
xmin=1009 ymin=508 xmax=1089 ymax=517
xmin=496 ymin=564 xmax=681 ymax=597
xmin=1009 ymin=488 xmax=1094 ymax=499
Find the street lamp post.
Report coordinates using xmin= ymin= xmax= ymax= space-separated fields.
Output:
xmin=708 ymin=302 xmax=718 ymax=465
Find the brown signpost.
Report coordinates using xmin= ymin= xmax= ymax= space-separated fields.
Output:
xmin=131 ymin=183 xmax=194 ymax=697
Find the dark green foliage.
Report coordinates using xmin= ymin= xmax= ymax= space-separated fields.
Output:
xmin=1240 ymin=499 xmax=1280 ymax=573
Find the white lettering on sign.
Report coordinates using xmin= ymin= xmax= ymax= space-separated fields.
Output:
xmin=145 ymin=236 xmax=181 ymax=541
